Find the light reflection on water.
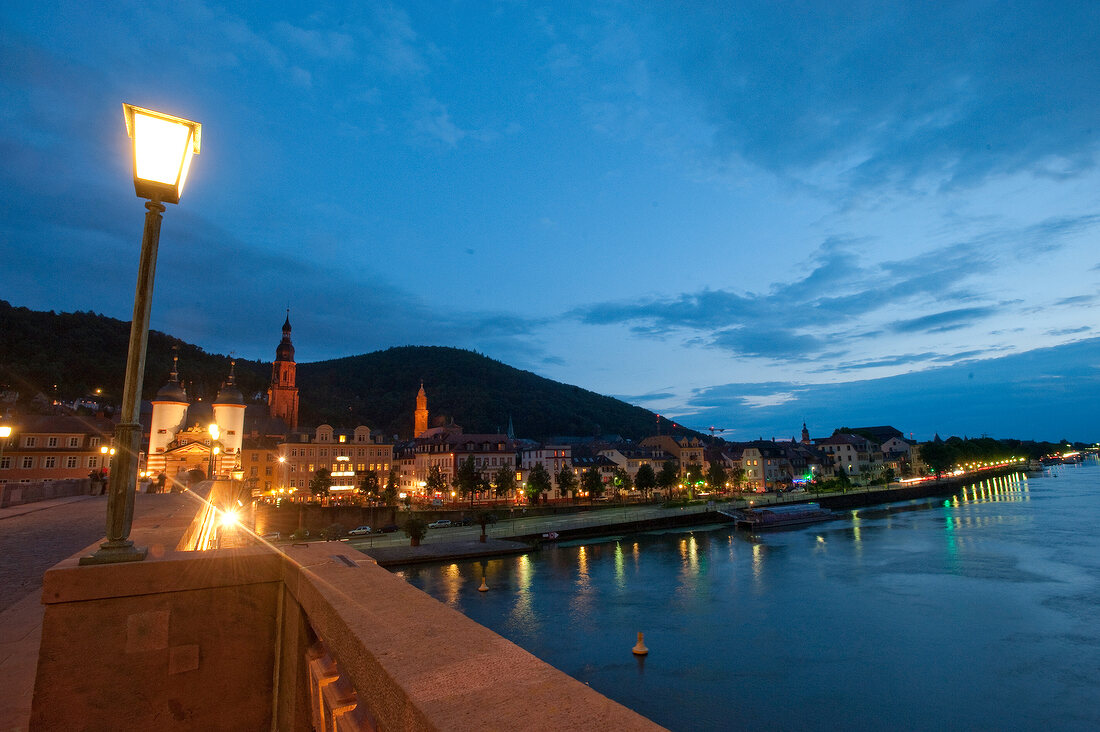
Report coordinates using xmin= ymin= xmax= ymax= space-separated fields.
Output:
xmin=400 ymin=467 xmax=1100 ymax=731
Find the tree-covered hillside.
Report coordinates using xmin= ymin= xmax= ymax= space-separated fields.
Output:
xmin=299 ymin=346 xmax=661 ymax=440
xmin=0 ymin=301 xmax=665 ymax=441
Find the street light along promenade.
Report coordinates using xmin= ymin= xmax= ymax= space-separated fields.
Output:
xmin=81 ymin=104 xmax=201 ymax=565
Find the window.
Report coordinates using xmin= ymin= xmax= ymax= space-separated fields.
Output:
xmin=251 ymin=453 xmax=258 ymax=461
xmin=89 ymin=437 xmax=100 ymax=448
xmin=88 ymin=456 xmax=99 ymax=469
xmin=250 ymin=466 xmax=258 ymax=477
xmin=69 ymin=437 xmax=80 ymax=448
xmin=227 ymin=430 xmax=236 ymax=436
xmin=265 ymin=466 xmax=272 ymax=476
xmin=22 ymin=457 xmax=34 ymax=469
xmin=266 ymin=454 xmax=273 ymax=462
xmin=66 ymin=456 xmax=79 ymax=469
xmin=320 ymin=449 xmax=328 ymax=457
xmin=24 ymin=437 xmax=36 ymax=448
xmin=0 ymin=457 xmax=9 ymax=469
xmin=47 ymin=437 xmax=58 ymax=447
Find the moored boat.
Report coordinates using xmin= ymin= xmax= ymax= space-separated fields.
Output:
xmin=735 ymin=502 xmax=836 ymax=530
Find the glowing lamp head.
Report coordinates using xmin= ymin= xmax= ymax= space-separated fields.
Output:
xmin=208 ymin=423 xmax=220 ymax=441
xmin=219 ymin=509 xmax=239 ymax=528
xmin=123 ymin=103 xmax=201 ymax=204
xmin=0 ymin=426 xmax=10 ymax=439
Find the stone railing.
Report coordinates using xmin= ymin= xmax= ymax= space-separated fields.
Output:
xmin=0 ymin=478 xmax=93 ymax=508
xmin=31 ymin=509 xmax=663 ymax=730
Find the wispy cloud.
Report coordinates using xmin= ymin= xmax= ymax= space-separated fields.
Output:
xmin=890 ymin=307 xmax=999 ymax=334
xmin=570 ymin=215 xmax=1100 ymax=363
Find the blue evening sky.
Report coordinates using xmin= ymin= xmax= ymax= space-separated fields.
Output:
xmin=2 ymin=2 xmax=1098 ymax=442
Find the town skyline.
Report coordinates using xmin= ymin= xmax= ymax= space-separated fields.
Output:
xmin=2 ymin=2 xmax=1098 ymax=443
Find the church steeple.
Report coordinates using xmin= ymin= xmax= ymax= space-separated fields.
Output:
xmin=268 ymin=311 xmax=299 ymax=430
xmin=414 ymin=382 xmax=428 ymax=438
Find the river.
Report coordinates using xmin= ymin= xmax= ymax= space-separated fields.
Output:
xmin=398 ymin=463 xmax=1100 ymax=731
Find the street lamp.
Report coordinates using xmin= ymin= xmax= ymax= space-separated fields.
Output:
xmin=81 ymin=104 xmax=201 ymax=566
xmin=208 ymin=423 xmax=220 ymax=480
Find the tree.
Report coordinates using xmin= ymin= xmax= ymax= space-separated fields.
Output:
xmin=357 ymin=471 xmax=380 ymax=502
xmin=494 ymin=465 xmax=515 ymax=498
xmin=309 ymin=468 xmax=332 ymax=499
xmin=477 ymin=474 xmax=494 ymax=498
xmin=475 ymin=510 xmax=497 ymax=543
xmin=706 ymin=462 xmax=728 ymax=493
xmin=403 ymin=517 xmax=427 ymax=546
xmin=728 ymin=466 xmax=745 ymax=492
xmin=557 ymin=465 xmax=578 ymax=502
xmin=635 ymin=463 xmax=656 ymax=500
xmin=382 ymin=466 xmax=399 ymax=507
xmin=657 ymin=461 xmax=679 ymax=499
xmin=583 ymin=467 xmax=604 ymax=499
xmin=611 ymin=467 xmax=633 ymax=499
xmin=454 ymin=456 xmax=480 ymax=505
xmin=426 ymin=464 xmax=448 ymax=496
xmin=527 ymin=462 xmax=552 ymax=504
xmin=920 ymin=441 xmax=955 ymax=476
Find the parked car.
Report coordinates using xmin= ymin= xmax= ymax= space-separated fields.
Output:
xmin=457 ymin=517 xmax=472 ymax=526
xmin=348 ymin=526 xmax=372 ymax=536
xmin=428 ymin=519 xmax=452 ymax=529
xmin=376 ymin=524 xmax=399 ymax=534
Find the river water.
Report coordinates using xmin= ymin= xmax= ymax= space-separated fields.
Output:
xmin=398 ymin=464 xmax=1100 ymax=731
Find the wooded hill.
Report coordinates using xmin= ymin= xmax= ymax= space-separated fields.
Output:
xmin=0 ymin=301 xmax=668 ymax=441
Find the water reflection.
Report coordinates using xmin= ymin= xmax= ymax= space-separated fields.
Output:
xmin=399 ymin=467 xmax=1100 ymax=732
xmin=614 ymin=542 xmax=625 ymax=591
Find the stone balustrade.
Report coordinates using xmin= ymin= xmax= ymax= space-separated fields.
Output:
xmin=31 ymin=507 xmax=663 ymax=730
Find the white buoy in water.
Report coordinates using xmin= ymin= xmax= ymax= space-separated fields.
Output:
xmin=632 ymin=632 xmax=649 ymax=656
xmin=478 ymin=577 xmax=489 ymax=592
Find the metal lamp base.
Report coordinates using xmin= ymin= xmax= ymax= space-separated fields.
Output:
xmin=79 ymin=541 xmax=149 ymax=565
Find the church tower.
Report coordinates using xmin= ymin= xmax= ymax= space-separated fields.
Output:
xmin=801 ymin=422 xmax=811 ymax=445
xmin=268 ymin=311 xmax=299 ymax=431
xmin=414 ymin=382 xmax=428 ymax=438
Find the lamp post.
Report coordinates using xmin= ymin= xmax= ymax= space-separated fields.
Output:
xmin=82 ymin=104 xmax=201 ymax=565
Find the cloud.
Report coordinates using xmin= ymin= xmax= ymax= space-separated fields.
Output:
xmin=1046 ymin=326 xmax=1090 ymax=337
xmin=890 ymin=307 xmax=1000 ymax=334
xmin=274 ymin=21 xmax=356 ymax=62
xmin=413 ymin=98 xmax=467 ymax=146
xmin=643 ymin=2 xmax=1100 ymax=193
xmin=676 ymin=337 xmax=1100 ymax=442
xmin=1055 ymin=295 xmax=1095 ymax=306
xmin=569 ymin=213 xmax=1100 ymax=363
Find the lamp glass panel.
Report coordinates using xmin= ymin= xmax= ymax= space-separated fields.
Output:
xmin=133 ymin=112 xmax=191 ymax=186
